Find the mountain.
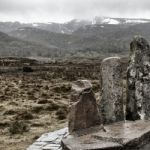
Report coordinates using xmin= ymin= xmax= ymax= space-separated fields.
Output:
xmin=1 ymin=17 xmax=150 ymax=59
xmin=71 ymin=23 xmax=150 ymax=55
xmin=8 ymin=22 xmax=150 ymax=59
xmin=9 ymin=27 xmax=73 ymax=49
xmin=0 ymin=31 xmax=61 ymax=57
xmin=93 ymin=17 xmax=150 ymax=25
xmin=0 ymin=19 xmax=91 ymax=34
xmin=1 ymin=17 xmax=150 ymax=35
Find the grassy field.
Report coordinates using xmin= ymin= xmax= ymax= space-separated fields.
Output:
xmin=0 ymin=58 xmax=103 ymax=150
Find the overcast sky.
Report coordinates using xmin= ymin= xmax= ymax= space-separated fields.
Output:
xmin=0 ymin=0 xmax=150 ymax=23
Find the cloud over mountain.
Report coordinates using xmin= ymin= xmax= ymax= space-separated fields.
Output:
xmin=0 ymin=0 xmax=149 ymax=23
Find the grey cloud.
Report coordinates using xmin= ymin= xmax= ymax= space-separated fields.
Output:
xmin=0 ymin=0 xmax=150 ymax=22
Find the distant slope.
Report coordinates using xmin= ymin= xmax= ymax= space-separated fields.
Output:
xmin=1 ymin=17 xmax=150 ymax=34
xmin=71 ymin=23 xmax=150 ymax=54
xmin=0 ymin=20 xmax=91 ymax=34
xmin=7 ymin=23 xmax=150 ymax=58
xmin=2 ymin=18 xmax=150 ymax=58
xmin=0 ymin=31 xmax=61 ymax=57
xmin=8 ymin=27 xmax=75 ymax=49
xmin=93 ymin=17 xmax=150 ymax=25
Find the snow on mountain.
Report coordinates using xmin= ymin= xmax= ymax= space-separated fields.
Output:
xmin=125 ymin=19 xmax=150 ymax=24
xmin=102 ymin=18 xmax=120 ymax=24
xmin=47 ymin=22 xmax=53 ymax=25
xmin=93 ymin=17 xmax=150 ymax=25
xmin=19 ymin=28 xmax=25 ymax=31
xmin=93 ymin=17 xmax=119 ymax=25
xmin=1 ymin=17 xmax=150 ymax=35
xmin=61 ymin=30 xmax=65 ymax=34
xmin=32 ymin=23 xmax=39 ymax=27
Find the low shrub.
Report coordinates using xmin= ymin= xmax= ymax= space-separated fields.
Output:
xmin=9 ymin=120 xmax=29 ymax=134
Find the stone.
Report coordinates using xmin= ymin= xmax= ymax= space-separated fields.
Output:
xmin=126 ymin=36 xmax=150 ymax=120
xmin=62 ymin=135 xmax=122 ymax=150
xmin=69 ymin=80 xmax=101 ymax=133
xmin=62 ymin=120 xmax=150 ymax=150
xmin=27 ymin=127 xmax=68 ymax=150
xmin=100 ymin=57 xmax=124 ymax=124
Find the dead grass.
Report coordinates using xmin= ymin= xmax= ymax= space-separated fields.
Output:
xmin=9 ymin=120 xmax=29 ymax=135
xmin=0 ymin=72 xmax=70 ymax=150
xmin=0 ymin=58 xmax=125 ymax=150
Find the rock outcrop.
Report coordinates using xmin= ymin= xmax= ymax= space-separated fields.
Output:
xmin=27 ymin=37 xmax=150 ymax=150
xmin=69 ymin=80 xmax=101 ymax=133
xmin=100 ymin=57 xmax=124 ymax=124
xmin=27 ymin=128 xmax=68 ymax=150
xmin=62 ymin=120 xmax=150 ymax=150
xmin=126 ymin=36 xmax=150 ymax=120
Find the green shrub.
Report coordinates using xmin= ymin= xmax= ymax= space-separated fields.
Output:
xmin=9 ymin=120 xmax=29 ymax=134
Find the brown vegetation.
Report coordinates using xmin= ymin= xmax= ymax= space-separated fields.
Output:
xmin=0 ymin=57 xmax=127 ymax=150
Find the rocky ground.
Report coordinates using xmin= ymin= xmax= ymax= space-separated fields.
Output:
xmin=0 ymin=58 xmax=105 ymax=150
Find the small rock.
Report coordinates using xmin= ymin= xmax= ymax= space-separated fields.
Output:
xmin=69 ymin=80 xmax=101 ymax=133
xmin=27 ymin=128 xmax=68 ymax=150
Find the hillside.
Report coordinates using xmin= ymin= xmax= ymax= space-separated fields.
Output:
xmin=0 ymin=20 xmax=91 ymax=34
xmin=71 ymin=23 xmax=150 ymax=55
xmin=0 ymin=31 xmax=61 ymax=57
xmin=1 ymin=17 xmax=150 ymax=34
xmin=8 ymin=22 xmax=150 ymax=58
xmin=1 ymin=17 xmax=150 ymax=58
xmin=9 ymin=27 xmax=74 ymax=49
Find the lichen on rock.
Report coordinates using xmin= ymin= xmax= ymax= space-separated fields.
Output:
xmin=100 ymin=57 xmax=124 ymax=124
xmin=69 ymin=80 xmax=101 ymax=133
xmin=126 ymin=36 xmax=150 ymax=120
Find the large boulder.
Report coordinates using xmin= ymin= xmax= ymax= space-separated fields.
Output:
xmin=126 ymin=36 xmax=150 ymax=120
xmin=100 ymin=57 xmax=124 ymax=124
xmin=62 ymin=120 xmax=150 ymax=150
xmin=69 ymin=80 xmax=101 ymax=133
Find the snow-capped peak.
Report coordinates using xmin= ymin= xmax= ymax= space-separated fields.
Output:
xmin=93 ymin=16 xmax=150 ymax=25
xmin=125 ymin=19 xmax=150 ymax=24
xmin=102 ymin=18 xmax=119 ymax=24
xmin=93 ymin=17 xmax=119 ymax=25
xmin=32 ymin=23 xmax=39 ymax=27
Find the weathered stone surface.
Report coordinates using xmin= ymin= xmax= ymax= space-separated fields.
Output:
xmin=69 ymin=80 xmax=101 ymax=133
xmin=62 ymin=120 xmax=150 ymax=150
xmin=100 ymin=57 xmax=124 ymax=124
xmin=62 ymin=135 xmax=122 ymax=150
xmin=27 ymin=127 xmax=68 ymax=150
xmin=126 ymin=36 xmax=150 ymax=120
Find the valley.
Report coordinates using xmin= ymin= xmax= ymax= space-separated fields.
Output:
xmin=0 ymin=17 xmax=150 ymax=59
